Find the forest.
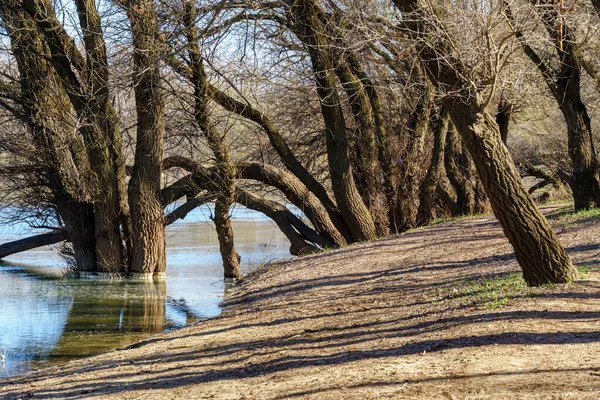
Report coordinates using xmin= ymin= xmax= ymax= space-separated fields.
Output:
xmin=0 ymin=0 xmax=598 ymax=288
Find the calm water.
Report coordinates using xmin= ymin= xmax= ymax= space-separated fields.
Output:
xmin=0 ymin=204 xmax=292 ymax=377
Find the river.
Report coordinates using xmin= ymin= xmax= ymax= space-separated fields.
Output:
xmin=0 ymin=204 xmax=292 ymax=377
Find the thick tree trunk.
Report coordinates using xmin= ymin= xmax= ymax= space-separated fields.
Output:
xmin=452 ymin=108 xmax=577 ymax=285
xmin=21 ymin=0 xmax=126 ymax=274
xmin=236 ymin=162 xmax=343 ymax=247
xmin=0 ymin=2 xmax=98 ymax=272
xmin=392 ymin=0 xmax=578 ymax=285
xmin=290 ymin=0 xmax=377 ymax=242
xmin=335 ymin=58 xmax=390 ymax=235
xmin=58 ymin=201 xmax=97 ymax=272
xmin=126 ymin=0 xmax=166 ymax=275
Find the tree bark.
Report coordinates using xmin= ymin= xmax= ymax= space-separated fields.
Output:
xmin=394 ymin=80 xmax=434 ymax=232
xmin=126 ymin=0 xmax=167 ymax=275
xmin=417 ymin=108 xmax=450 ymax=226
xmin=0 ymin=230 xmax=68 ymax=259
xmin=392 ymin=0 xmax=578 ymax=285
xmin=22 ymin=0 xmax=126 ymax=273
xmin=289 ymin=0 xmax=377 ymax=242
xmin=507 ymin=1 xmax=600 ymax=210
xmin=184 ymin=1 xmax=241 ymax=279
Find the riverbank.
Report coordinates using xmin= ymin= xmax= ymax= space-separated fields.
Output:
xmin=1 ymin=203 xmax=600 ymax=399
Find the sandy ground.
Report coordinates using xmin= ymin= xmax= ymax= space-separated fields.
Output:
xmin=1 ymin=204 xmax=600 ymax=399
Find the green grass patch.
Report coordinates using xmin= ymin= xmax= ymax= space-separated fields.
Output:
xmin=454 ymin=272 xmax=527 ymax=310
xmin=548 ymin=207 xmax=600 ymax=229
xmin=577 ymin=264 xmax=592 ymax=279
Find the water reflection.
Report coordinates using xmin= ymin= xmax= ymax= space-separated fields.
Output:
xmin=0 ymin=204 xmax=293 ymax=377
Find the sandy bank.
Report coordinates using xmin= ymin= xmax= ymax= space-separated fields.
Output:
xmin=1 ymin=204 xmax=600 ymax=399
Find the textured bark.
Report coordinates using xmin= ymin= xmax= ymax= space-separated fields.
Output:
xmin=0 ymin=230 xmax=68 ymax=259
xmin=236 ymin=162 xmax=343 ymax=247
xmin=445 ymin=125 xmax=475 ymax=215
xmin=184 ymin=1 xmax=241 ymax=279
xmin=22 ymin=0 xmax=126 ymax=273
xmin=417 ymin=109 xmax=450 ymax=226
xmin=74 ymin=0 xmax=132 ymax=265
xmin=289 ymin=0 xmax=377 ymax=241
xmin=126 ymin=0 xmax=166 ymax=274
xmin=393 ymin=0 xmax=578 ymax=285
xmin=161 ymin=157 xmax=339 ymax=249
xmin=0 ymin=2 xmax=97 ymax=272
xmin=334 ymin=58 xmax=389 ymax=235
xmin=394 ymin=81 xmax=435 ymax=232
xmin=59 ymin=202 xmax=97 ymax=272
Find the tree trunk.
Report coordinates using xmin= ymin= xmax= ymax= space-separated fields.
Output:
xmin=184 ymin=1 xmax=241 ymax=279
xmin=417 ymin=108 xmax=450 ymax=226
xmin=289 ymin=0 xmax=377 ymax=242
xmin=126 ymin=0 xmax=166 ymax=275
xmin=392 ymin=0 xmax=578 ymax=285
xmin=508 ymin=1 xmax=600 ymax=210
xmin=0 ymin=2 xmax=97 ymax=272
xmin=394 ymin=80 xmax=434 ymax=232
xmin=496 ymin=100 xmax=512 ymax=146
xmin=444 ymin=124 xmax=475 ymax=215
xmin=560 ymin=102 xmax=600 ymax=210
xmin=334 ymin=58 xmax=390 ymax=235
xmin=0 ymin=230 xmax=68 ymax=259
xmin=235 ymin=189 xmax=319 ymax=256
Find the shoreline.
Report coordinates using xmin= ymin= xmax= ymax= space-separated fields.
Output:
xmin=2 ymin=203 xmax=600 ymax=399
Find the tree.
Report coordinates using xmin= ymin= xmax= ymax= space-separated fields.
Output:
xmin=391 ymin=0 xmax=578 ymax=285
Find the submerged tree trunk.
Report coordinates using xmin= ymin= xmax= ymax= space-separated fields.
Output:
xmin=126 ymin=0 xmax=166 ymax=275
xmin=185 ymin=1 xmax=241 ymax=279
xmin=392 ymin=0 xmax=578 ymax=285
xmin=21 ymin=0 xmax=126 ymax=274
xmin=0 ymin=2 xmax=97 ymax=272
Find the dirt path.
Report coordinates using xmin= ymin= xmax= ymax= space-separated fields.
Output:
xmin=2 ymin=204 xmax=600 ymax=399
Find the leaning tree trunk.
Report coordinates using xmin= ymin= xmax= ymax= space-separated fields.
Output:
xmin=392 ymin=0 xmax=578 ymax=285
xmin=184 ymin=1 xmax=241 ymax=279
xmin=289 ymin=0 xmax=377 ymax=242
xmin=126 ymin=0 xmax=166 ymax=276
